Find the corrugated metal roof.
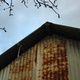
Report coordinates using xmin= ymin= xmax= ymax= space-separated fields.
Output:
xmin=0 ymin=22 xmax=80 ymax=71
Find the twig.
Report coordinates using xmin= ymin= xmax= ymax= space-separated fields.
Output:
xmin=9 ymin=0 xmax=14 ymax=16
xmin=0 ymin=0 xmax=14 ymax=16
xmin=21 ymin=0 xmax=28 ymax=8
xmin=0 ymin=27 xmax=7 ymax=32
xmin=33 ymin=0 xmax=60 ymax=18
xmin=0 ymin=0 xmax=9 ymax=6
xmin=0 ymin=0 xmax=60 ymax=18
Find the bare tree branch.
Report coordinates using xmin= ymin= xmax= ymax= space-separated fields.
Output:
xmin=0 ymin=0 xmax=60 ymax=18
xmin=0 ymin=0 xmax=14 ymax=16
xmin=9 ymin=0 xmax=14 ymax=16
xmin=0 ymin=27 xmax=7 ymax=32
xmin=21 ymin=0 xmax=28 ymax=8
xmin=0 ymin=0 xmax=9 ymax=6
xmin=33 ymin=0 xmax=60 ymax=18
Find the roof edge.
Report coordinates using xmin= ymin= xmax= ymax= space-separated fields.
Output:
xmin=0 ymin=22 xmax=80 ymax=71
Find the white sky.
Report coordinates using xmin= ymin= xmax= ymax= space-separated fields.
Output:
xmin=0 ymin=0 xmax=80 ymax=54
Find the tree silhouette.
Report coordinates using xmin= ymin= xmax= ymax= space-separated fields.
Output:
xmin=0 ymin=0 xmax=60 ymax=18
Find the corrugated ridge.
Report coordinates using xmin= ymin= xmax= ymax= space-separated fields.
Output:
xmin=67 ymin=39 xmax=80 ymax=80
xmin=1 ymin=35 xmax=80 ymax=80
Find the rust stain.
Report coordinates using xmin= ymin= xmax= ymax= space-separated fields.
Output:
xmin=42 ymin=37 xmax=68 ymax=80
xmin=7 ymin=36 xmax=69 ymax=80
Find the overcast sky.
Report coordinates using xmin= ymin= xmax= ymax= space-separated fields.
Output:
xmin=0 ymin=0 xmax=80 ymax=54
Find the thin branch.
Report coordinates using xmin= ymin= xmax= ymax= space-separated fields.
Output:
xmin=0 ymin=27 xmax=7 ymax=32
xmin=0 ymin=0 xmax=14 ymax=16
xmin=9 ymin=0 xmax=14 ymax=16
xmin=49 ymin=0 xmax=58 ymax=9
xmin=21 ymin=0 xmax=28 ymax=8
xmin=0 ymin=0 xmax=9 ymax=6
xmin=0 ymin=0 xmax=60 ymax=18
xmin=48 ymin=5 xmax=60 ymax=18
xmin=33 ymin=0 xmax=60 ymax=18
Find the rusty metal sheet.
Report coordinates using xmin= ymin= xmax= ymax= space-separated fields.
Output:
xmin=67 ymin=39 xmax=80 ymax=80
xmin=0 ymin=35 xmax=80 ymax=80
xmin=7 ymin=35 xmax=69 ymax=80
xmin=0 ymin=64 xmax=10 ymax=80
xmin=41 ymin=35 xmax=69 ymax=80
xmin=0 ymin=35 xmax=71 ymax=80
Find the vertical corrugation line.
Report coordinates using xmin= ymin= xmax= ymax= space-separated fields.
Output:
xmin=66 ymin=39 xmax=80 ymax=80
xmin=0 ymin=64 xmax=10 ymax=80
xmin=0 ymin=35 xmax=70 ymax=80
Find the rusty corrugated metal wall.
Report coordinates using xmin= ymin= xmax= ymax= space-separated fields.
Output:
xmin=0 ymin=35 xmax=80 ymax=80
xmin=66 ymin=39 xmax=80 ymax=80
xmin=0 ymin=65 xmax=10 ymax=80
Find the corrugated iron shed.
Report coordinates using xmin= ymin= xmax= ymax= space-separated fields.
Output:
xmin=0 ymin=21 xmax=80 ymax=71
xmin=5 ymin=35 xmax=69 ymax=80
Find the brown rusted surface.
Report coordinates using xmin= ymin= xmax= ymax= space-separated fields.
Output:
xmin=41 ymin=36 xmax=68 ymax=80
xmin=1 ymin=35 xmax=80 ymax=80
xmin=7 ymin=35 xmax=69 ymax=80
